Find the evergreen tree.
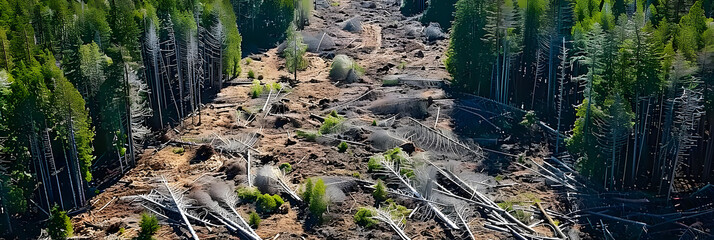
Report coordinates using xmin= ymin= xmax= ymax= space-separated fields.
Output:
xmin=445 ymin=0 xmax=491 ymax=95
xmin=308 ymin=178 xmax=327 ymax=222
xmin=48 ymin=205 xmax=73 ymax=240
xmin=420 ymin=0 xmax=458 ymax=29
xmin=284 ymin=23 xmax=307 ymax=79
xmin=0 ymin=28 xmax=12 ymax=71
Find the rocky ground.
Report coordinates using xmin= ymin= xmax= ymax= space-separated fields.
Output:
xmin=71 ymin=0 xmax=581 ymax=239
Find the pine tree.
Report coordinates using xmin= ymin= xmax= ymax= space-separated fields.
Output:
xmin=48 ymin=205 xmax=73 ymax=240
xmin=0 ymin=28 xmax=12 ymax=71
xmin=420 ymin=0 xmax=458 ymax=29
xmin=445 ymin=0 xmax=491 ymax=95
xmin=284 ymin=23 xmax=307 ymax=80
xmin=308 ymin=178 xmax=327 ymax=222
xmin=78 ymin=42 xmax=112 ymax=98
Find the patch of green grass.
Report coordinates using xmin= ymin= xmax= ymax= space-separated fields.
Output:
xmin=384 ymin=199 xmax=410 ymax=224
xmin=494 ymin=175 xmax=504 ymax=182
xmin=330 ymin=1 xmax=339 ymax=6
xmin=338 ymin=141 xmax=349 ymax=152
xmin=172 ymin=147 xmax=185 ymax=155
xmin=319 ymin=114 xmax=345 ymax=134
xmin=352 ymin=62 xmax=365 ymax=76
xmin=397 ymin=61 xmax=407 ymax=70
xmin=513 ymin=209 xmax=532 ymax=223
xmin=382 ymin=79 xmax=399 ymax=86
xmin=270 ymin=82 xmax=282 ymax=91
xmin=296 ymin=130 xmax=318 ymax=141
xmin=248 ymin=69 xmax=256 ymax=79
xmin=497 ymin=201 xmax=514 ymax=211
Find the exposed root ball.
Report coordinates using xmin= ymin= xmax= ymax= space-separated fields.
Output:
xmin=193 ymin=145 xmax=215 ymax=162
xmin=222 ymin=159 xmax=246 ymax=180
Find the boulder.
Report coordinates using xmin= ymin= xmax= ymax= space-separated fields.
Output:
xmin=425 ymin=22 xmax=445 ymax=42
xmin=341 ymin=17 xmax=363 ymax=33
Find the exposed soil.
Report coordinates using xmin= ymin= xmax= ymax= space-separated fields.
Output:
xmin=72 ymin=0 xmax=575 ymax=239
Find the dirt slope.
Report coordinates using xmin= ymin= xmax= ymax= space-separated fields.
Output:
xmin=71 ymin=0 xmax=573 ymax=239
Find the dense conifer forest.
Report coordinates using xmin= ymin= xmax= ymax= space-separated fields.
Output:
xmin=0 ymin=0 xmax=712 ymax=238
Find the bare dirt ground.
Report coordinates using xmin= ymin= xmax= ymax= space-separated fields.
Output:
xmin=72 ymin=0 xmax=575 ymax=239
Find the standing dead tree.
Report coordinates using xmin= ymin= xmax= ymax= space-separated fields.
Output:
xmin=593 ymin=94 xmax=633 ymax=190
xmin=660 ymin=86 xmax=704 ymax=200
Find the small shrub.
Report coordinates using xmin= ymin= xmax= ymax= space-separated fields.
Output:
xmin=513 ymin=209 xmax=532 ymax=223
xmin=172 ymin=147 xmax=185 ymax=155
xmin=271 ymin=82 xmax=282 ymax=91
xmin=137 ymin=213 xmax=159 ymax=240
xmin=384 ymin=147 xmax=404 ymax=162
xmin=330 ymin=1 xmax=339 ymax=6
xmin=330 ymin=110 xmax=339 ymax=118
xmin=308 ymin=178 xmax=328 ymax=222
xmin=520 ymin=110 xmax=537 ymax=128
xmin=245 ymin=58 xmax=253 ymax=65
xmin=497 ymin=201 xmax=514 ymax=211
xmin=353 ymin=208 xmax=378 ymax=228
xmin=337 ymin=141 xmax=348 ymax=152
xmin=397 ymin=61 xmax=407 ymax=70
xmin=118 ymin=227 xmax=125 ymax=236
xmin=494 ymin=175 xmax=504 ymax=182
xmin=237 ymin=187 xmax=262 ymax=202
xmin=295 ymin=130 xmax=318 ymax=141
xmin=371 ymin=120 xmax=377 ymax=126
xmin=248 ymin=69 xmax=256 ymax=79
xmin=384 ymin=199 xmax=410 ymax=224
xmin=250 ymin=80 xmax=263 ymax=98
xmin=367 ymin=156 xmax=383 ymax=172
xmin=352 ymin=172 xmax=361 ymax=178
xmin=400 ymin=168 xmax=415 ymax=178
xmin=257 ymin=193 xmax=278 ymax=213
xmin=248 ymin=212 xmax=261 ymax=228
xmin=48 ymin=205 xmax=73 ymax=240
xmin=279 ymin=163 xmax=293 ymax=173
xmin=352 ymin=63 xmax=365 ymax=76
xmin=258 ymin=194 xmax=283 ymax=213
xmin=273 ymin=194 xmax=285 ymax=206
xmin=372 ymin=179 xmax=387 ymax=203
xmin=319 ymin=115 xmax=344 ymax=134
